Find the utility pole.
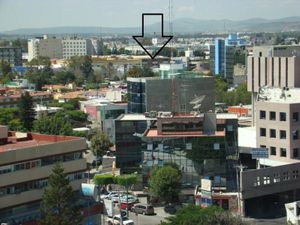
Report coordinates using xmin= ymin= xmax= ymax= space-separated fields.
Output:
xmin=235 ymin=165 xmax=247 ymax=217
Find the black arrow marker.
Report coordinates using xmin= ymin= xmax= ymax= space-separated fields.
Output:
xmin=132 ymin=13 xmax=173 ymax=59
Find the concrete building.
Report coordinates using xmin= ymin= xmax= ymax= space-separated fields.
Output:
xmin=255 ymin=87 xmax=300 ymax=165
xmin=0 ymin=128 xmax=87 ymax=224
xmin=247 ymin=56 xmax=300 ymax=93
xmin=252 ymin=45 xmax=300 ymax=58
xmin=62 ymin=37 xmax=93 ymax=59
xmin=127 ymin=76 xmax=215 ymax=114
xmin=28 ymin=35 xmax=62 ymax=61
xmin=0 ymin=47 xmax=22 ymax=66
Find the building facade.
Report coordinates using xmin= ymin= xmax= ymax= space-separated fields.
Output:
xmin=0 ymin=47 xmax=22 ymax=66
xmin=210 ymin=34 xmax=247 ymax=85
xmin=0 ymin=128 xmax=87 ymax=224
xmin=28 ymin=36 xmax=62 ymax=61
xmin=141 ymin=112 xmax=238 ymax=188
xmin=114 ymin=114 xmax=154 ymax=169
xmin=62 ymin=38 xmax=93 ymax=59
xmin=127 ymin=76 xmax=215 ymax=114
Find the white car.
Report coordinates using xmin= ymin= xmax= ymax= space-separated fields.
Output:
xmin=106 ymin=215 xmax=134 ymax=225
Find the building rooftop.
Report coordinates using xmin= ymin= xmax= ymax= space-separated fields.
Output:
xmin=144 ymin=128 xmax=225 ymax=138
xmin=257 ymin=87 xmax=300 ymax=103
xmin=0 ymin=132 xmax=81 ymax=153
xmin=117 ymin=114 xmax=155 ymax=121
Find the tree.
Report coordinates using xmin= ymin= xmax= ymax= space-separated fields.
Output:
xmin=18 ymin=92 xmax=36 ymax=131
xmin=0 ymin=60 xmax=12 ymax=75
xmin=33 ymin=114 xmax=73 ymax=135
xmin=90 ymin=132 xmax=113 ymax=158
xmin=160 ymin=205 xmax=251 ymax=225
xmin=39 ymin=163 xmax=82 ymax=225
xmin=149 ymin=164 xmax=181 ymax=202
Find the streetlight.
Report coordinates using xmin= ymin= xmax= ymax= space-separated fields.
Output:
xmin=235 ymin=164 xmax=247 ymax=216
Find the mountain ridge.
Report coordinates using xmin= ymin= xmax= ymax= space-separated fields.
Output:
xmin=2 ymin=16 xmax=300 ymax=35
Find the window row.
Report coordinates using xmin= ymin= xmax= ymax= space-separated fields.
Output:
xmin=0 ymin=172 xmax=84 ymax=197
xmin=0 ymin=152 xmax=82 ymax=175
xmin=254 ymin=170 xmax=299 ymax=187
xmin=260 ymin=110 xmax=299 ymax=122
xmin=260 ymin=128 xmax=299 ymax=139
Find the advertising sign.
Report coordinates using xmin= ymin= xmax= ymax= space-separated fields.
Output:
xmin=201 ymin=179 xmax=212 ymax=192
xmin=251 ymin=148 xmax=269 ymax=159
xmin=81 ymin=183 xmax=97 ymax=199
xmin=104 ymin=198 xmax=114 ymax=217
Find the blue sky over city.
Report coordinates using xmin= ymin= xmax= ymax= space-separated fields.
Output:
xmin=0 ymin=0 xmax=299 ymax=31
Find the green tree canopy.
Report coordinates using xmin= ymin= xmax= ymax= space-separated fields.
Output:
xmin=0 ymin=60 xmax=12 ymax=75
xmin=39 ymin=163 xmax=82 ymax=225
xmin=93 ymin=174 xmax=115 ymax=186
xmin=149 ymin=165 xmax=182 ymax=202
xmin=33 ymin=114 xmax=73 ymax=136
xmin=160 ymin=205 xmax=250 ymax=225
xmin=114 ymin=174 xmax=138 ymax=187
xmin=90 ymin=132 xmax=113 ymax=158
xmin=18 ymin=92 xmax=36 ymax=131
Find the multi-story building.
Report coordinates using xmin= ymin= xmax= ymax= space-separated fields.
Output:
xmin=0 ymin=127 xmax=87 ymax=224
xmin=210 ymin=34 xmax=247 ymax=85
xmin=0 ymin=91 xmax=52 ymax=109
xmin=27 ymin=35 xmax=62 ymax=61
xmin=114 ymin=114 xmax=155 ymax=169
xmin=141 ymin=112 xmax=238 ymax=187
xmin=255 ymin=87 xmax=300 ymax=164
xmin=247 ymin=56 xmax=300 ymax=93
xmin=0 ymin=47 xmax=22 ymax=66
xmin=252 ymin=45 xmax=300 ymax=57
xmin=127 ymin=76 xmax=215 ymax=114
xmin=62 ymin=37 xmax=93 ymax=59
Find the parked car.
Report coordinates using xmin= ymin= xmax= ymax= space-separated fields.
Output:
xmin=131 ymin=204 xmax=155 ymax=215
xmin=120 ymin=194 xmax=138 ymax=203
xmin=107 ymin=215 xmax=134 ymax=225
xmin=164 ymin=202 xmax=183 ymax=214
xmin=120 ymin=202 xmax=135 ymax=210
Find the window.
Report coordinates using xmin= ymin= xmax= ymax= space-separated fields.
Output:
xmin=280 ymin=112 xmax=286 ymax=121
xmin=260 ymin=110 xmax=266 ymax=119
xmin=280 ymin=130 xmax=286 ymax=139
xmin=280 ymin=148 xmax=287 ymax=157
xmin=270 ymin=147 xmax=276 ymax=156
xmin=293 ymin=170 xmax=299 ymax=179
xmin=270 ymin=111 xmax=276 ymax=120
xmin=293 ymin=148 xmax=299 ymax=158
xmin=270 ymin=129 xmax=276 ymax=138
xmin=293 ymin=130 xmax=299 ymax=140
xmin=260 ymin=128 xmax=266 ymax=137
xmin=293 ymin=112 xmax=299 ymax=122
xmin=213 ymin=143 xmax=220 ymax=150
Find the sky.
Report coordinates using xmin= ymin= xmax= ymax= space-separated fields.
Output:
xmin=0 ymin=0 xmax=299 ymax=31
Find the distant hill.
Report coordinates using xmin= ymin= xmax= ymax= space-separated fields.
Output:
xmin=2 ymin=17 xmax=300 ymax=35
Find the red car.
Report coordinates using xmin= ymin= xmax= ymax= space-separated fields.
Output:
xmin=120 ymin=202 xmax=134 ymax=210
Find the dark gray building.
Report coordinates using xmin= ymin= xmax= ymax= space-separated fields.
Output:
xmin=0 ymin=47 xmax=22 ymax=66
xmin=114 ymin=114 xmax=155 ymax=169
xmin=127 ymin=76 xmax=215 ymax=114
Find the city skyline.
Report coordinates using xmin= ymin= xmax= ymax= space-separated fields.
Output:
xmin=0 ymin=0 xmax=300 ymax=32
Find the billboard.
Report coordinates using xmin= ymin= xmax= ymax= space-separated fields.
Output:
xmin=81 ymin=183 xmax=97 ymax=199
xmin=251 ymin=148 xmax=268 ymax=159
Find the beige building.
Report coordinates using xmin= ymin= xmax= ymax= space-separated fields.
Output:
xmin=0 ymin=127 xmax=87 ymax=224
xmin=28 ymin=35 xmax=62 ymax=61
xmin=247 ymin=56 xmax=300 ymax=93
xmin=252 ymin=45 xmax=300 ymax=57
xmin=255 ymin=87 xmax=300 ymax=164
